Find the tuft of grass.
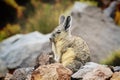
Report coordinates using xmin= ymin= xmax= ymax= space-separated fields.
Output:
xmin=80 ymin=0 xmax=98 ymax=6
xmin=101 ymin=50 xmax=120 ymax=66
xmin=0 ymin=24 xmax=21 ymax=41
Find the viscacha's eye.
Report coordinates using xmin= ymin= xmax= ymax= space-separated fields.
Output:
xmin=57 ymin=30 xmax=61 ymax=34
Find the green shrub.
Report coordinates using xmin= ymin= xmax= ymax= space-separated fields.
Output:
xmin=0 ymin=24 xmax=21 ymax=41
xmin=80 ymin=0 xmax=98 ymax=6
xmin=101 ymin=50 xmax=120 ymax=66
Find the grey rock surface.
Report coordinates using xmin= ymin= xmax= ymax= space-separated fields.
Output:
xmin=72 ymin=62 xmax=100 ymax=79
xmin=10 ymin=67 xmax=34 ymax=80
xmin=71 ymin=2 xmax=120 ymax=62
xmin=72 ymin=62 xmax=113 ymax=80
xmin=0 ymin=59 xmax=8 ymax=77
xmin=103 ymin=1 xmax=117 ymax=17
xmin=0 ymin=31 xmax=51 ymax=69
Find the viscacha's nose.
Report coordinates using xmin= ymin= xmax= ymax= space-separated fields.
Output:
xmin=52 ymin=34 xmax=55 ymax=37
xmin=49 ymin=38 xmax=52 ymax=41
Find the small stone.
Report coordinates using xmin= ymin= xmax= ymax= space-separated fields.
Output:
xmin=72 ymin=62 xmax=100 ymax=79
xmin=83 ymin=65 xmax=113 ymax=80
xmin=4 ymin=73 xmax=13 ymax=80
xmin=35 ymin=51 xmax=55 ymax=69
xmin=113 ymin=66 xmax=120 ymax=72
xmin=72 ymin=62 xmax=113 ymax=80
xmin=10 ymin=67 xmax=34 ymax=80
xmin=110 ymin=72 xmax=120 ymax=80
xmin=31 ymin=63 xmax=72 ymax=80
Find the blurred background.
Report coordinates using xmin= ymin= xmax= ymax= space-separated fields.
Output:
xmin=0 ymin=0 xmax=120 ymax=78
xmin=0 ymin=0 xmax=120 ymax=41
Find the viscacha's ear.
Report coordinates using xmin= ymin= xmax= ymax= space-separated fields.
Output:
xmin=64 ymin=16 xmax=71 ymax=30
xmin=59 ymin=15 xmax=65 ymax=25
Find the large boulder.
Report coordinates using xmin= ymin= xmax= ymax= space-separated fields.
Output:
xmin=31 ymin=63 xmax=72 ymax=80
xmin=0 ymin=31 xmax=51 ymax=69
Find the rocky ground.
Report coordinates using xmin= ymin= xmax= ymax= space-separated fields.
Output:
xmin=4 ymin=62 xmax=120 ymax=80
xmin=0 ymin=2 xmax=120 ymax=80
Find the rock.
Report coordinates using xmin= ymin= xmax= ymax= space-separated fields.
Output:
xmin=4 ymin=73 xmax=13 ymax=80
xmin=82 ymin=65 xmax=113 ymax=80
xmin=10 ymin=67 xmax=34 ymax=80
xmin=72 ymin=62 xmax=100 ymax=79
xmin=35 ymin=51 xmax=55 ymax=69
xmin=110 ymin=72 xmax=120 ymax=80
xmin=71 ymin=2 xmax=120 ymax=62
xmin=0 ymin=31 xmax=51 ymax=69
xmin=113 ymin=66 xmax=120 ymax=72
xmin=103 ymin=1 xmax=117 ymax=17
xmin=31 ymin=63 xmax=72 ymax=80
xmin=0 ymin=59 xmax=8 ymax=78
xmin=72 ymin=62 xmax=113 ymax=80
xmin=71 ymin=2 xmax=88 ymax=18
